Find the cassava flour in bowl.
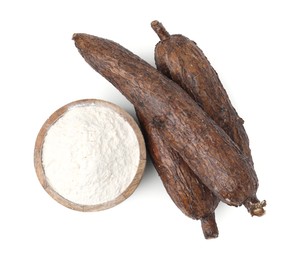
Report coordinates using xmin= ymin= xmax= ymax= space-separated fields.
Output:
xmin=34 ymin=99 xmax=146 ymax=211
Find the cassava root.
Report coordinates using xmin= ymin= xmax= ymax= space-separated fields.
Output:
xmin=151 ymin=20 xmax=265 ymax=216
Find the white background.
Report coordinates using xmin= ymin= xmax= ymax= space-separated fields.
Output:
xmin=1 ymin=0 xmax=291 ymax=259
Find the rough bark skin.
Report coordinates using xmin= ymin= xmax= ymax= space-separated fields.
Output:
xmin=151 ymin=21 xmax=252 ymax=165
xmin=151 ymin=21 xmax=265 ymax=216
xmin=73 ymin=33 xmax=261 ymax=208
xmin=136 ymin=109 xmax=219 ymax=239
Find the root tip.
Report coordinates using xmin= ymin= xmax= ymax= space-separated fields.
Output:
xmin=245 ymin=199 xmax=266 ymax=217
xmin=201 ymin=213 xmax=219 ymax=239
xmin=151 ymin=20 xmax=170 ymax=41
xmin=72 ymin=33 xmax=80 ymax=41
xmin=151 ymin=20 xmax=159 ymax=27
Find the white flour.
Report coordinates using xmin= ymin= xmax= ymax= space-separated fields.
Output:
xmin=42 ymin=103 xmax=140 ymax=205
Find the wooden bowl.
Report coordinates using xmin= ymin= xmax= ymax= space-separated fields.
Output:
xmin=34 ymin=99 xmax=146 ymax=211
